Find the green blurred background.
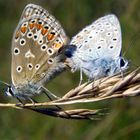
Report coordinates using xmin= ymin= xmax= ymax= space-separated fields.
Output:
xmin=0 ymin=0 xmax=140 ymax=139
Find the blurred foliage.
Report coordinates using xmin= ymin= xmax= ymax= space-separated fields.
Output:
xmin=0 ymin=0 xmax=140 ymax=140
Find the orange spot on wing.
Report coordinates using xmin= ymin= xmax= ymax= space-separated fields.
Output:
xmin=20 ymin=27 xmax=27 ymax=33
xmin=29 ymin=23 xmax=35 ymax=29
xmin=41 ymin=28 xmax=48 ymax=35
xmin=47 ymin=33 xmax=55 ymax=41
xmin=52 ymin=43 xmax=62 ymax=49
xmin=15 ymin=31 xmax=20 ymax=39
xmin=36 ymin=23 xmax=43 ymax=30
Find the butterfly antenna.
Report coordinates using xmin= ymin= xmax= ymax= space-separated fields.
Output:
xmin=123 ymin=33 xmax=140 ymax=57
xmin=0 ymin=80 xmax=9 ymax=86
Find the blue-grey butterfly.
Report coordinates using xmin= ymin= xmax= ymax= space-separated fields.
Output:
xmin=5 ymin=3 xmax=68 ymax=103
xmin=65 ymin=14 xmax=128 ymax=84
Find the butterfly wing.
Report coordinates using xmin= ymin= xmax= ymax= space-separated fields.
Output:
xmin=11 ymin=4 xmax=68 ymax=86
xmin=69 ymin=14 xmax=122 ymax=61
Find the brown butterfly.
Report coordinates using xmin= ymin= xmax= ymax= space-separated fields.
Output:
xmin=5 ymin=3 xmax=68 ymax=103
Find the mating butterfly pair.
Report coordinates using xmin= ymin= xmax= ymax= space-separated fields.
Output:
xmin=5 ymin=4 xmax=128 ymax=102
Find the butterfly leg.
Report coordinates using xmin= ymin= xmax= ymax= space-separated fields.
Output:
xmin=27 ymin=97 xmax=38 ymax=105
xmin=41 ymin=86 xmax=60 ymax=100
xmin=120 ymin=68 xmax=124 ymax=79
xmin=16 ymin=97 xmax=23 ymax=104
xmin=16 ymin=97 xmax=25 ymax=107
xmin=78 ymin=68 xmax=83 ymax=86
xmin=41 ymin=87 xmax=62 ymax=110
xmin=16 ymin=96 xmax=38 ymax=106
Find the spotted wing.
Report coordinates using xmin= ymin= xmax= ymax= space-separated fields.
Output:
xmin=70 ymin=14 xmax=122 ymax=61
xmin=11 ymin=4 xmax=68 ymax=86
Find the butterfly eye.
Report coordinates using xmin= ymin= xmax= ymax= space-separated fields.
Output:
xmin=105 ymin=69 xmax=110 ymax=74
xmin=120 ymin=58 xmax=125 ymax=67
xmin=65 ymin=45 xmax=77 ymax=58
xmin=5 ymin=86 xmax=13 ymax=97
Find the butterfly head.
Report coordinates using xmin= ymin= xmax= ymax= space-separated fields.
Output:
xmin=64 ymin=44 xmax=80 ymax=72
xmin=118 ymin=57 xmax=128 ymax=71
xmin=5 ymin=86 xmax=14 ymax=97
xmin=5 ymin=83 xmax=43 ymax=99
xmin=65 ymin=45 xmax=77 ymax=58
xmin=107 ymin=57 xmax=128 ymax=76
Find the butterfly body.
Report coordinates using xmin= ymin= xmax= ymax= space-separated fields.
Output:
xmin=65 ymin=14 xmax=128 ymax=80
xmin=6 ymin=4 xmax=68 ymax=100
xmin=7 ymin=83 xmax=41 ymax=98
xmin=80 ymin=57 xmax=127 ymax=80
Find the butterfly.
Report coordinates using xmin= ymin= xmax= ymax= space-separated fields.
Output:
xmin=65 ymin=14 xmax=128 ymax=84
xmin=5 ymin=3 xmax=68 ymax=103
